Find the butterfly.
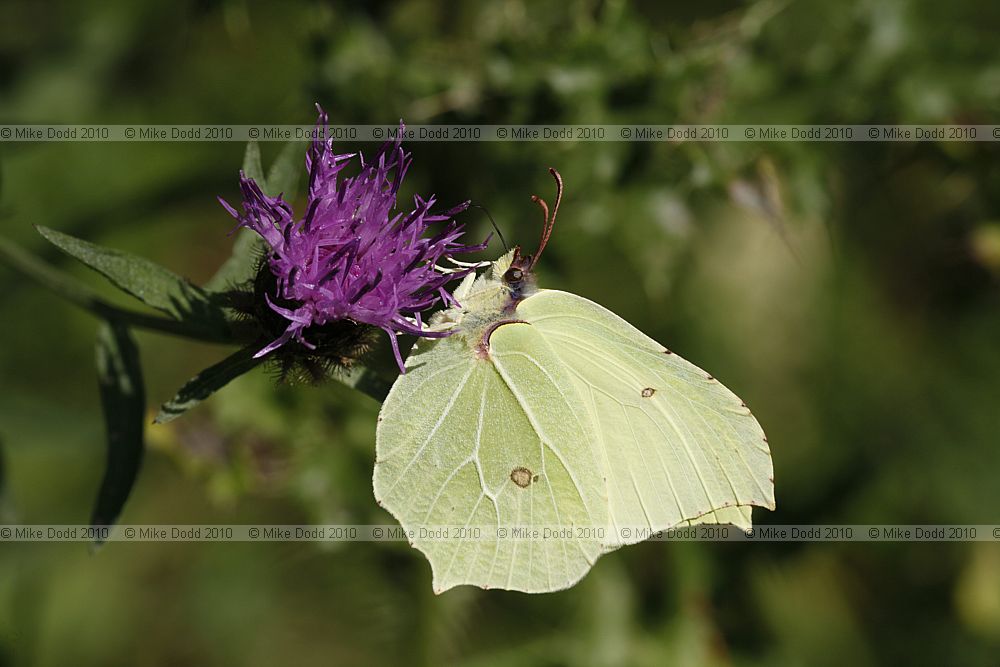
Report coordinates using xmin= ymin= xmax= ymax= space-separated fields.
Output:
xmin=373 ymin=169 xmax=774 ymax=593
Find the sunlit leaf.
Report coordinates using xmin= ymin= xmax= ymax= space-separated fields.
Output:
xmin=0 ymin=235 xmax=232 ymax=341
xmin=266 ymin=140 xmax=305 ymax=200
xmin=36 ymin=225 xmax=230 ymax=338
xmin=242 ymin=140 xmax=267 ymax=190
xmin=204 ymin=140 xmax=303 ymax=292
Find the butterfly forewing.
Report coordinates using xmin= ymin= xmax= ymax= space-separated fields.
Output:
xmin=518 ymin=290 xmax=775 ymax=548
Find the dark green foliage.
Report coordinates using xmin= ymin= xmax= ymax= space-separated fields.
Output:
xmin=154 ymin=346 xmax=264 ymax=424
xmin=91 ymin=322 xmax=145 ymax=530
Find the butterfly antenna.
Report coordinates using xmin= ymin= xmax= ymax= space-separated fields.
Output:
xmin=528 ymin=168 xmax=563 ymax=270
xmin=469 ymin=203 xmax=508 ymax=252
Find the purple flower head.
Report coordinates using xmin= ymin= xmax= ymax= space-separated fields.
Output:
xmin=220 ymin=106 xmax=488 ymax=372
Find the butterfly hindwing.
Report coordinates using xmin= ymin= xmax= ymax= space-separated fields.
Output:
xmin=374 ymin=323 xmax=607 ymax=593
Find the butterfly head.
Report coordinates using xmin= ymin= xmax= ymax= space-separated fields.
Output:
xmin=492 ymin=168 xmax=563 ymax=303
xmin=499 ymin=247 xmax=533 ymax=301
xmin=440 ymin=169 xmax=562 ymax=329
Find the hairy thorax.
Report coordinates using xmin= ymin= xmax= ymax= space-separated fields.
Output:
xmin=428 ymin=251 xmax=538 ymax=358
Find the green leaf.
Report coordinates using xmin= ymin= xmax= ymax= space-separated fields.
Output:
xmin=154 ymin=346 xmax=265 ymax=424
xmin=203 ymin=140 xmax=303 ymax=293
xmin=0 ymin=436 xmax=6 ymax=501
xmin=1 ymin=234 xmax=114 ymax=314
xmin=35 ymin=225 xmax=231 ymax=338
xmin=92 ymin=322 xmax=146 ymax=530
xmin=337 ymin=364 xmax=395 ymax=403
xmin=154 ymin=342 xmax=394 ymax=424
xmin=0 ymin=235 xmax=232 ymax=341
xmin=242 ymin=140 xmax=267 ymax=190
xmin=265 ymin=140 xmax=305 ymax=200
xmin=333 ymin=335 xmax=401 ymax=403
xmin=0 ymin=436 xmax=12 ymax=523
xmin=204 ymin=228 xmax=263 ymax=292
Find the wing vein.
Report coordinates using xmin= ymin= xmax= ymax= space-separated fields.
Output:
xmin=380 ymin=363 xmax=477 ymax=499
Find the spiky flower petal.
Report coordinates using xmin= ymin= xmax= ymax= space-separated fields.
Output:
xmin=220 ymin=107 xmax=487 ymax=372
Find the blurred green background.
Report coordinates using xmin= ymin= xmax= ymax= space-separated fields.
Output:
xmin=2 ymin=0 xmax=1000 ymax=664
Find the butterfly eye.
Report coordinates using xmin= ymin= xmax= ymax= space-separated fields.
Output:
xmin=503 ymin=267 xmax=524 ymax=284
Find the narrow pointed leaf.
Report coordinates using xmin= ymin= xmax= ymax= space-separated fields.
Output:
xmin=337 ymin=364 xmax=395 ymax=403
xmin=1 ymin=234 xmax=115 ymax=314
xmin=333 ymin=335 xmax=400 ymax=403
xmin=265 ymin=140 xmax=305 ymax=200
xmin=0 ymin=436 xmax=6 ymax=502
xmin=0 ymin=235 xmax=231 ymax=341
xmin=0 ymin=437 xmax=12 ymax=523
xmin=35 ymin=225 xmax=231 ymax=337
xmin=92 ymin=322 xmax=146 ymax=530
xmin=154 ymin=346 xmax=265 ymax=424
xmin=204 ymin=228 xmax=263 ymax=292
xmin=242 ymin=140 xmax=267 ymax=190
xmin=203 ymin=140 xmax=300 ymax=292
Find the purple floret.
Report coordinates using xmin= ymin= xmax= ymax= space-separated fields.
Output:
xmin=220 ymin=106 xmax=487 ymax=371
